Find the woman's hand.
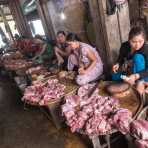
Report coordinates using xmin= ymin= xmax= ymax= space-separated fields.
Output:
xmin=112 ymin=63 xmax=119 ymax=73
xmin=124 ymin=73 xmax=140 ymax=85
xmin=123 ymin=76 xmax=135 ymax=85
xmin=58 ymin=57 xmax=64 ymax=66
xmin=78 ymin=67 xmax=86 ymax=75
xmin=129 ymin=73 xmax=140 ymax=82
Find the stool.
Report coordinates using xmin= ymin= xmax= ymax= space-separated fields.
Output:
xmin=91 ymin=135 xmax=111 ymax=148
xmin=143 ymin=90 xmax=148 ymax=106
xmin=45 ymin=99 xmax=64 ymax=129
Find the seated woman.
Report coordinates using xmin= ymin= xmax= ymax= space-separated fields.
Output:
xmin=54 ymin=31 xmax=69 ymax=69
xmin=112 ymin=26 xmax=148 ymax=94
xmin=66 ymin=33 xmax=103 ymax=85
xmin=32 ymin=35 xmax=54 ymax=66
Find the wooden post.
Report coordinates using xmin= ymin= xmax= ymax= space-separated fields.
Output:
xmin=0 ymin=6 xmax=14 ymax=41
xmin=46 ymin=99 xmax=64 ymax=129
xmin=36 ymin=0 xmax=55 ymax=40
xmin=91 ymin=136 xmax=102 ymax=148
xmin=89 ymin=0 xmax=130 ymax=77
xmin=8 ymin=0 xmax=32 ymax=37
xmin=88 ymin=0 xmax=112 ymax=77
xmin=128 ymin=0 xmax=141 ymax=23
xmin=0 ymin=26 xmax=7 ymax=40
xmin=104 ymin=134 xmax=111 ymax=148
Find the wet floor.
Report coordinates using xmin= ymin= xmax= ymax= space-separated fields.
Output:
xmin=0 ymin=77 xmax=88 ymax=148
xmin=0 ymin=76 xmax=127 ymax=148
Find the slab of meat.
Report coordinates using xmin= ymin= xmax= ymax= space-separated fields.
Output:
xmin=135 ymin=140 xmax=148 ymax=148
xmin=78 ymin=83 xmax=98 ymax=98
xmin=130 ymin=119 xmax=148 ymax=140
xmin=109 ymin=108 xmax=132 ymax=134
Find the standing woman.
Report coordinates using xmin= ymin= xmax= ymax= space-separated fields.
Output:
xmin=66 ymin=33 xmax=103 ymax=85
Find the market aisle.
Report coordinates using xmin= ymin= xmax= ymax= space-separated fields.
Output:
xmin=0 ymin=77 xmax=87 ymax=148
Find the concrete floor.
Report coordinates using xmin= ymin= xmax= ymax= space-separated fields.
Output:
xmin=0 ymin=76 xmax=128 ymax=148
xmin=0 ymin=77 xmax=88 ymax=148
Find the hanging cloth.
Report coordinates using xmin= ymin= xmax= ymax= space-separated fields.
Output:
xmin=114 ymin=0 xmax=127 ymax=10
xmin=114 ymin=0 xmax=127 ymax=5
xmin=106 ymin=0 xmax=127 ymax=15
xmin=106 ymin=0 xmax=116 ymax=15
xmin=142 ymin=0 xmax=148 ymax=14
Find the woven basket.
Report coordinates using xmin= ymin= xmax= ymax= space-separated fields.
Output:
xmin=77 ymin=126 xmax=117 ymax=136
xmin=47 ymin=97 xmax=63 ymax=105
xmin=37 ymin=75 xmax=57 ymax=84
xmin=24 ymin=100 xmax=39 ymax=106
xmin=136 ymin=106 xmax=148 ymax=120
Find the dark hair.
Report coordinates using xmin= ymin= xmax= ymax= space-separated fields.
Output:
xmin=14 ymin=34 xmax=20 ymax=40
xmin=34 ymin=34 xmax=43 ymax=40
xmin=128 ymin=26 xmax=146 ymax=40
xmin=57 ymin=31 xmax=66 ymax=36
xmin=66 ymin=32 xmax=81 ymax=42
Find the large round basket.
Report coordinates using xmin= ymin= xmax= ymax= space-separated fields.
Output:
xmin=136 ymin=106 xmax=148 ymax=120
xmin=99 ymin=81 xmax=143 ymax=120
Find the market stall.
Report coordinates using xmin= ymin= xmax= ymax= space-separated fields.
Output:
xmin=0 ymin=42 xmax=147 ymax=148
xmin=62 ymin=82 xmax=144 ymax=148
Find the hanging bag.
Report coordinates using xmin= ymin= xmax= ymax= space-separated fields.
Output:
xmin=114 ymin=0 xmax=127 ymax=6
xmin=106 ymin=0 xmax=127 ymax=15
xmin=142 ymin=0 xmax=148 ymax=14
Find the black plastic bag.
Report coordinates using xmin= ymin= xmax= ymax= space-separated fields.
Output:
xmin=106 ymin=0 xmax=116 ymax=15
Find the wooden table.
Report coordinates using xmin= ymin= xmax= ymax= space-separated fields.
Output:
xmin=45 ymin=78 xmax=78 ymax=129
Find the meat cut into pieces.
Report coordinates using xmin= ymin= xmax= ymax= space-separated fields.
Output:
xmin=130 ymin=119 xmax=148 ymax=148
xmin=22 ymin=79 xmax=65 ymax=106
xmin=62 ymin=84 xmax=133 ymax=136
xmin=135 ymin=140 xmax=148 ymax=148
xmin=109 ymin=108 xmax=132 ymax=134
xmin=130 ymin=119 xmax=148 ymax=140
xmin=85 ymin=115 xmax=112 ymax=136
xmin=4 ymin=59 xmax=33 ymax=70
xmin=78 ymin=83 xmax=98 ymax=98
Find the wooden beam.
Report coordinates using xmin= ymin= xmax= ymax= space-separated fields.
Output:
xmin=128 ymin=0 xmax=140 ymax=23
xmin=0 ymin=0 xmax=8 ymax=5
xmin=36 ymin=0 xmax=55 ymax=39
xmin=88 ymin=0 xmax=112 ymax=75
xmin=0 ymin=6 xmax=13 ymax=40
xmin=8 ymin=0 xmax=32 ymax=37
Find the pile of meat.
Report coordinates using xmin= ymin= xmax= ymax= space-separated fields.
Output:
xmin=22 ymin=79 xmax=65 ymax=106
xmin=62 ymin=83 xmax=132 ymax=137
xmin=130 ymin=119 xmax=148 ymax=148
xmin=4 ymin=59 xmax=32 ymax=70
xmin=26 ymin=66 xmax=47 ymax=75
xmin=58 ymin=71 xmax=76 ymax=80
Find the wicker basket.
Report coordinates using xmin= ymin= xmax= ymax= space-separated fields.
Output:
xmin=24 ymin=100 xmax=39 ymax=106
xmin=47 ymin=97 xmax=63 ymax=105
xmin=136 ymin=106 xmax=148 ymax=120
xmin=77 ymin=126 xmax=117 ymax=136
xmin=36 ymin=75 xmax=57 ymax=84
